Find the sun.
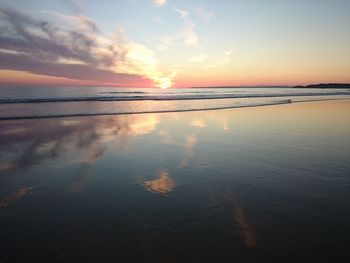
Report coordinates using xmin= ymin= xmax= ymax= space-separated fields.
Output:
xmin=156 ymin=77 xmax=172 ymax=89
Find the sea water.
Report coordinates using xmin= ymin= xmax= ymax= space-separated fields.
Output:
xmin=0 ymin=86 xmax=349 ymax=119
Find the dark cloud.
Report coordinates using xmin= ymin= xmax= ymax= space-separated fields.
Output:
xmin=76 ymin=15 xmax=100 ymax=33
xmin=0 ymin=7 xmax=120 ymax=65
xmin=0 ymin=52 xmax=148 ymax=84
xmin=0 ymin=6 xmax=148 ymax=85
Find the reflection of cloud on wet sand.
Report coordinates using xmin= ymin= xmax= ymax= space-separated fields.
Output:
xmin=180 ymin=133 xmax=198 ymax=167
xmin=0 ymin=186 xmax=32 ymax=208
xmin=158 ymin=129 xmax=172 ymax=143
xmin=0 ymin=163 xmax=12 ymax=172
xmin=143 ymin=170 xmax=174 ymax=194
xmin=223 ymin=118 xmax=229 ymax=130
xmin=69 ymin=166 xmax=93 ymax=193
xmin=128 ymin=115 xmax=159 ymax=136
xmin=225 ymin=192 xmax=256 ymax=248
xmin=0 ymin=114 xmax=159 ymax=171
xmin=191 ymin=119 xmax=206 ymax=128
xmin=79 ymin=146 xmax=107 ymax=165
xmin=185 ymin=133 xmax=197 ymax=154
xmin=203 ymin=111 xmax=231 ymax=131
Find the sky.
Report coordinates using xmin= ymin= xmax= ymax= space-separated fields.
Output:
xmin=0 ymin=0 xmax=349 ymax=88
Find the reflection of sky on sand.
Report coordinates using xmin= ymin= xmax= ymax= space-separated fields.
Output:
xmin=0 ymin=186 xmax=32 ymax=208
xmin=225 ymin=192 xmax=256 ymax=248
xmin=0 ymin=101 xmax=350 ymax=262
xmin=143 ymin=170 xmax=175 ymax=194
xmin=0 ymin=107 xmax=249 ymax=200
xmin=0 ymin=114 xmax=160 ymax=171
xmin=1 ymin=101 xmax=348 ymax=179
xmin=191 ymin=119 xmax=206 ymax=128
xmin=69 ymin=167 xmax=94 ymax=193
xmin=180 ymin=133 xmax=198 ymax=167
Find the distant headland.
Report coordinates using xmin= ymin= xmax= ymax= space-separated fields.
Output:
xmin=293 ymin=83 xmax=350 ymax=89
xmin=190 ymin=83 xmax=350 ymax=89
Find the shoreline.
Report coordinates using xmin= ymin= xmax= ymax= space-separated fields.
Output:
xmin=1 ymin=91 xmax=350 ymax=104
xmin=0 ymin=97 xmax=349 ymax=121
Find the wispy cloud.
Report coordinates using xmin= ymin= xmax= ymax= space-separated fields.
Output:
xmin=182 ymin=19 xmax=199 ymax=46
xmin=153 ymin=0 xmax=167 ymax=8
xmin=173 ymin=7 xmax=188 ymax=18
xmin=0 ymin=7 xmax=174 ymax=87
xmin=225 ymin=49 xmax=233 ymax=56
xmin=206 ymin=50 xmax=233 ymax=69
xmin=195 ymin=7 xmax=214 ymax=23
xmin=189 ymin=54 xmax=208 ymax=63
xmin=174 ymin=7 xmax=198 ymax=47
xmin=157 ymin=7 xmax=198 ymax=49
xmin=72 ymin=15 xmax=100 ymax=33
xmin=153 ymin=17 xmax=162 ymax=24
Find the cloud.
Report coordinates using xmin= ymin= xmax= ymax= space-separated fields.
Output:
xmin=73 ymin=15 xmax=100 ymax=33
xmin=206 ymin=50 xmax=233 ymax=69
xmin=0 ymin=7 xmax=174 ymax=88
xmin=0 ymin=53 xmax=148 ymax=85
xmin=173 ymin=7 xmax=188 ymax=18
xmin=153 ymin=17 xmax=162 ymax=24
xmin=174 ymin=8 xmax=198 ymax=47
xmin=157 ymin=7 xmax=198 ymax=49
xmin=195 ymin=7 xmax=214 ymax=23
xmin=225 ymin=49 xmax=233 ymax=56
xmin=189 ymin=54 xmax=208 ymax=63
xmin=153 ymin=0 xmax=167 ymax=7
xmin=182 ymin=19 xmax=199 ymax=46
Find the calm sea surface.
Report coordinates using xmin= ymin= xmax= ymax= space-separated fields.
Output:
xmin=0 ymin=100 xmax=349 ymax=262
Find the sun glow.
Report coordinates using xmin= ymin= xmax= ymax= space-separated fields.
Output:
xmin=113 ymin=43 xmax=174 ymax=89
xmin=156 ymin=76 xmax=172 ymax=89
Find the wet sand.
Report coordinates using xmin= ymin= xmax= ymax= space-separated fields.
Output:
xmin=0 ymin=100 xmax=349 ymax=262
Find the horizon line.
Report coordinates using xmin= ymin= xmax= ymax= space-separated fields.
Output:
xmin=0 ymin=82 xmax=349 ymax=89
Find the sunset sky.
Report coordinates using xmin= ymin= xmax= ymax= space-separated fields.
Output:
xmin=0 ymin=0 xmax=349 ymax=88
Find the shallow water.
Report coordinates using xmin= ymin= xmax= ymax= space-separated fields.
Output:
xmin=0 ymin=100 xmax=349 ymax=262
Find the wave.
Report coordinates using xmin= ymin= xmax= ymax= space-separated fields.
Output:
xmin=98 ymin=91 xmax=146 ymax=94
xmin=0 ymin=91 xmax=349 ymax=104
xmin=0 ymin=99 xmax=293 ymax=120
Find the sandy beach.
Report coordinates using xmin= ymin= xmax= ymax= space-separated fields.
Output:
xmin=1 ymin=0 xmax=350 ymax=261
xmin=0 ymin=100 xmax=349 ymax=262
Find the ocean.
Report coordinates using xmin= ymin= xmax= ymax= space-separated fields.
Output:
xmin=0 ymin=86 xmax=349 ymax=119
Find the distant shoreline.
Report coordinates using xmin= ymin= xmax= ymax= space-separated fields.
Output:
xmin=191 ymin=83 xmax=350 ymax=89
xmin=293 ymin=83 xmax=350 ymax=89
